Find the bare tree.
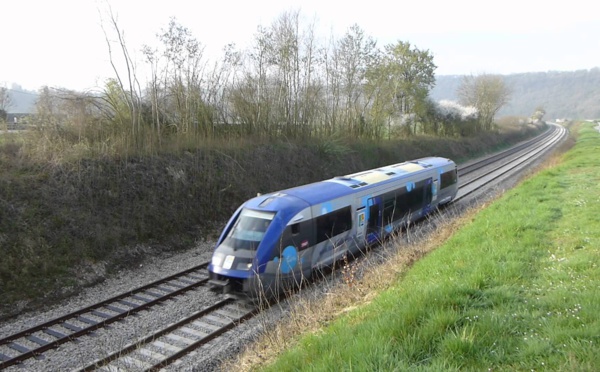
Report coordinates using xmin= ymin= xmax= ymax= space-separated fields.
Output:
xmin=0 ymin=86 xmax=12 ymax=124
xmin=98 ymin=2 xmax=144 ymax=141
xmin=0 ymin=86 xmax=12 ymax=111
xmin=206 ymin=44 xmax=242 ymax=129
xmin=142 ymin=44 xmax=164 ymax=139
xmin=231 ymin=25 xmax=275 ymax=136
xmin=457 ymin=74 xmax=511 ymax=131
xmin=33 ymin=87 xmax=61 ymax=129
xmin=271 ymin=10 xmax=302 ymax=136
xmin=324 ymin=24 xmax=377 ymax=137
xmin=230 ymin=10 xmax=324 ymax=138
xmin=159 ymin=18 xmax=208 ymax=134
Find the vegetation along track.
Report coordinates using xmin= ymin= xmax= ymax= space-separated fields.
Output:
xmin=0 ymin=264 xmax=211 ymax=369
xmin=0 ymin=123 xmax=566 ymax=371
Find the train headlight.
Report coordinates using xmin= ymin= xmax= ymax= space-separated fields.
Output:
xmin=238 ymin=262 xmax=252 ymax=271
xmin=211 ymin=253 xmax=224 ymax=267
xmin=223 ymin=255 xmax=235 ymax=269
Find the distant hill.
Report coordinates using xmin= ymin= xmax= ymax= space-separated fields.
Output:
xmin=430 ymin=68 xmax=600 ymax=120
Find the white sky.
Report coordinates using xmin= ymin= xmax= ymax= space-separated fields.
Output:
xmin=1 ymin=0 xmax=599 ymax=92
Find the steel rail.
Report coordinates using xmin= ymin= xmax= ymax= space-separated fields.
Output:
xmin=454 ymin=124 xmax=566 ymax=202
xmin=457 ymin=124 xmax=556 ymax=177
xmin=79 ymin=297 xmax=259 ymax=371
xmin=0 ymin=262 xmax=211 ymax=369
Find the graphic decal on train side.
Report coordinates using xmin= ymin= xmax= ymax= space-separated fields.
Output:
xmin=361 ymin=195 xmax=371 ymax=221
xmin=274 ymin=245 xmax=299 ymax=274
xmin=320 ymin=202 xmax=333 ymax=215
xmin=358 ymin=212 xmax=365 ymax=227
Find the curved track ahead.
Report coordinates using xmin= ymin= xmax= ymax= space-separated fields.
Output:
xmin=0 ymin=123 xmax=568 ymax=371
xmin=456 ymin=123 xmax=566 ymax=201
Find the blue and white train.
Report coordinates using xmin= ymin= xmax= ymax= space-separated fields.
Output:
xmin=208 ymin=156 xmax=458 ymax=297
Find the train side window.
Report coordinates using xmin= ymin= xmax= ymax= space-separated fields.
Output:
xmin=424 ymin=179 xmax=433 ymax=202
xmin=396 ymin=189 xmax=409 ymax=213
xmin=368 ymin=204 xmax=379 ymax=229
xmin=408 ymin=180 xmax=427 ymax=209
xmin=382 ymin=198 xmax=395 ymax=225
xmin=316 ymin=206 xmax=352 ymax=244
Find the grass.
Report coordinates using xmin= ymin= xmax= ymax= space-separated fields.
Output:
xmin=233 ymin=122 xmax=600 ymax=371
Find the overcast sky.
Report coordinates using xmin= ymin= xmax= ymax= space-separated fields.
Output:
xmin=1 ymin=0 xmax=599 ymax=92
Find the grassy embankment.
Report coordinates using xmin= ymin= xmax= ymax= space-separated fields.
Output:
xmin=0 ymin=122 xmax=543 ymax=318
xmin=235 ymin=122 xmax=599 ymax=371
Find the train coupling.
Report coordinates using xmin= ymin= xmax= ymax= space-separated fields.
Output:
xmin=208 ymin=278 xmax=232 ymax=294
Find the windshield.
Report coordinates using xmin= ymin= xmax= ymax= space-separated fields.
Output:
xmin=223 ymin=209 xmax=275 ymax=250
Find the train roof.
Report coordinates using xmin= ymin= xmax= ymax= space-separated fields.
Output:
xmin=246 ymin=157 xmax=454 ymax=212
xmin=245 ymin=181 xmax=355 ymax=212
xmin=327 ymin=156 xmax=454 ymax=190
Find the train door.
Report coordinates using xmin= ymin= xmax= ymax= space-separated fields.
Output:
xmin=366 ymin=197 xmax=381 ymax=244
xmin=422 ymin=178 xmax=434 ymax=215
xmin=356 ymin=206 xmax=366 ymax=241
xmin=432 ymin=179 xmax=438 ymax=203
xmin=277 ymin=218 xmax=315 ymax=279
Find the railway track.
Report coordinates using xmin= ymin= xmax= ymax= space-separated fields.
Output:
xmin=0 ymin=263 xmax=211 ymax=369
xmin=0 ymin=123 xmax=567 ymax=371
xmin=457 ymin=123 xmax=558 ymax=177
xmin=79 ymin=297 xmax=258 ymax=371
xmin=455 ymin=123 xmax=566 ymax=201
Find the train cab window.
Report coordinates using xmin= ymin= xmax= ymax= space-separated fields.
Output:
xmin=440 ymin=168 xmax=457 ymax=189
xmin=222 ymin=209 xmax=275 ymax=251
xmin=291 ymin=223 xmax=300 ymax=235
xmin=279 ymin=220 xmax=315 ymax=253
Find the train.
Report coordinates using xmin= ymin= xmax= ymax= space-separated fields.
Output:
xmin=208 ymin=156 xmax=458 ymax=298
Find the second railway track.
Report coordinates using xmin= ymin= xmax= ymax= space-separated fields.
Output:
xmin=0 ymin=263 xmax=211 ymax=369
xmin=80 ymin=297 xmax=258 ymax=371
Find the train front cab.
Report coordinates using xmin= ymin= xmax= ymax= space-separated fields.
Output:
xmin=208 ymin=194 xmax=320 ymax=298
xmin=208 ymin=207 xmax=275 ymax=294
xmin=436 ymin=162 xmax=458 ymax=205
xmin=256 ymin=202 xmax=356 ymax=297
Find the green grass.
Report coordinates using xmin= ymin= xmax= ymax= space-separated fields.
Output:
xmin=259 ymin=123 xmax=600 ymax=371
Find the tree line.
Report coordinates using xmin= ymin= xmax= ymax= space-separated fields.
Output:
xmin=12 ymin=10 xmax=511 ymax=154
